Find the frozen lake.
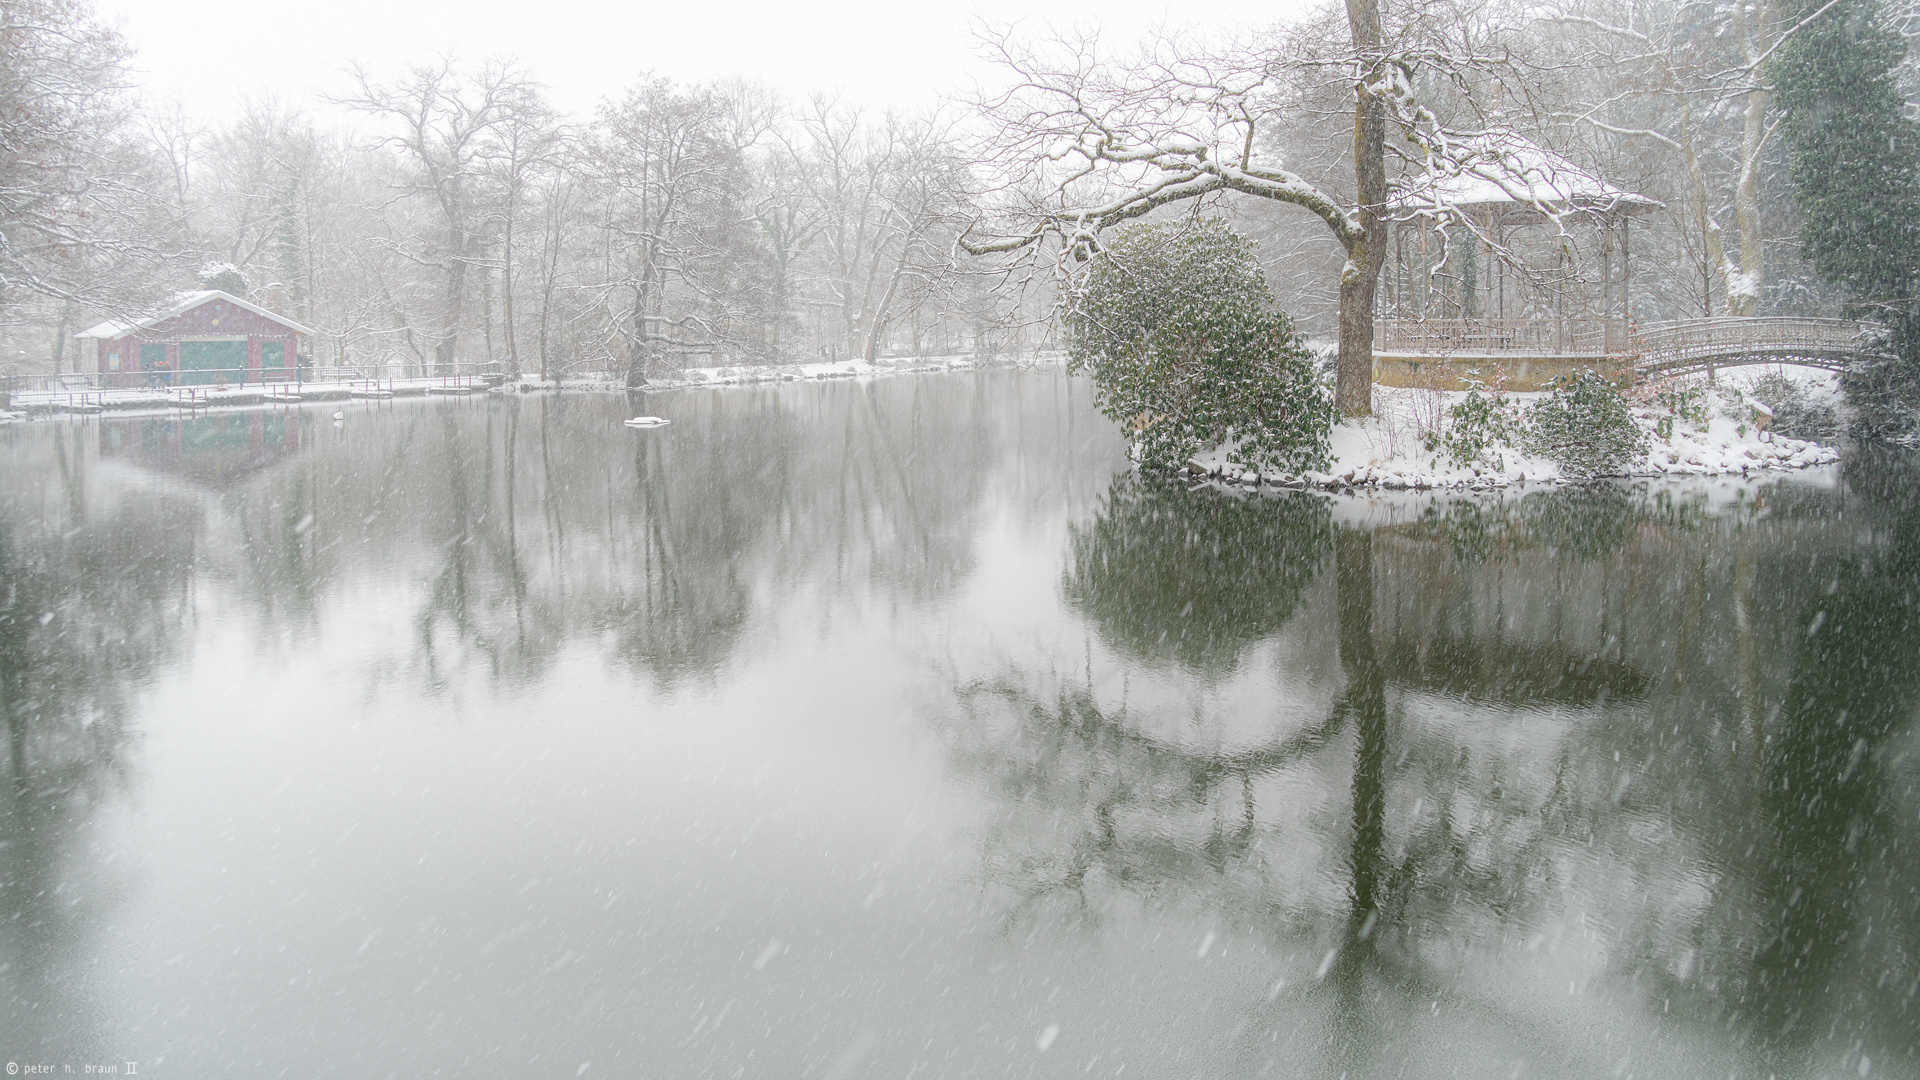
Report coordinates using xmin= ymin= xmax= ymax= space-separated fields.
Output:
xmin=1 ymin=369 xmax=1916 ymax=1078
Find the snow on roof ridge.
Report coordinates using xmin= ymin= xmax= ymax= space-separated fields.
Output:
xmin=76 ymin=289 xmax=315 ymax=338
xmin=1389 ymin=129 xmax=1662 ymax=218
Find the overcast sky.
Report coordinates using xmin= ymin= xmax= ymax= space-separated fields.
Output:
xmin=97 ymin=0 xmax=1306 ymax=121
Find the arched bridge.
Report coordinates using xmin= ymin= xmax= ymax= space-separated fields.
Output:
xmin=1629 ymin=317 xmax=1886 ymax=376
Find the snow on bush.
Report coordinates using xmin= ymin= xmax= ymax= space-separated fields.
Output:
xmin=1522 ymin=371 xmax=1650 ymax=478
xmin=1066 ymin=219 xmax=1333 ymax=475
xmin=1442 ymin=387 xmax=1522 ymax=470
xmin=1180 ymin=375 xmax=1839 ymax=491
xmin=197 ymin=262 xmax=247 ymax=295
xmin=1747 ymin=370 xmax=1841 ymax=441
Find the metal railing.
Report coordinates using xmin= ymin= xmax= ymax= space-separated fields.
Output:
xmin=6 ymin=360 xmax=506 ymax=392
xmin=1375 ymin=318 xmax=1630 ymax=357
xmin=1630 ymin=317 xmax=1877 ymax=370
xmin=3 ymin=363 xmax=500 ymax=412
xmin=1375 ymin=315 xmax=1883 ymax=371
xmin=7 ymin=366 xmax=297 ymax=392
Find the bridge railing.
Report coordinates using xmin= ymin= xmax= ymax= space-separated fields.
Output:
xmin=1377 ymin=315 xmax=1880 ymax=369
xmin=1376 ymin=318 xmax=1627 ymax=356
xmin=1629 ymin=317 xmax=1875 ymax=367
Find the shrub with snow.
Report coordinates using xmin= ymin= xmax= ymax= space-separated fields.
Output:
xmin=1523 ymin=371 xmax=1650 ymax=478
xmin=1652 ymin=383 xmax=1710 ymax=442
xmin=1066 ymin=219 xmax=1332 ymax=474
xmin=1440 ymin=387 xmax=1521 ymax=469
xmin=1749 ymin=371 xmax=1841 ymax=441
xmin=197 ymin=262 xmax=247 ymax=295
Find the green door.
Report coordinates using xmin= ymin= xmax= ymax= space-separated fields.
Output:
xmin=179 ymin=340 xmax=249 ymax=385
xmin=140 ymin=344 xmax=169 ymax=385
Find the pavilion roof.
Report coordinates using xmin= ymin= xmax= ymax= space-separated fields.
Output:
xmin=77 ymin=290 xmax=314 ymax=339
xmin=1388 ymin=130 xmax=1662 ymax=222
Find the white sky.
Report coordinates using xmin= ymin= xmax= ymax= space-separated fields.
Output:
xmin=97 ymin=0 xmax=1308 ymax=122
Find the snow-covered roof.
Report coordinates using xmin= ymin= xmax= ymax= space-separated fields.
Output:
xmin=76 ymin=290 xmax=315 ymax=339
xmin=1389 ymin=130 xmax=1662 ymax=221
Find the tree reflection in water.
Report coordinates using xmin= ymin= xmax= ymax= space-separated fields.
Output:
xmin=1746 ymin=450 xmax=1920 ymax=1072
xmin=3 ymin=380 xmax=1915 ymax=1074
xmin=1062 ymin=475 xmax=1332 ymax=674
xmin=951 ymin=471 xmax=1920 ymax=1076
xmin=0 ymin=423 xmax=201 ymax=1056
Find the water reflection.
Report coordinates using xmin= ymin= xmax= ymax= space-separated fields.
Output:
xmin=97 ymin=409 xmax=305 ymax=489
xmin=956 ymin=471 xmax=1920 ymax=1077
xmin=1 ymin=423 xmax=201 ymax=1056
xmin=1063 ymin=476 xmax=1331 ymax=673
xmin=0 ymin=376 xmax=1913 ymax=1077
xmin=1750 ymin=450 xmax=1920 ymax=1068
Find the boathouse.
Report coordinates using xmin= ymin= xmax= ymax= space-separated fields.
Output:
xmin=77 ymin=290 xmax=313 ymax=388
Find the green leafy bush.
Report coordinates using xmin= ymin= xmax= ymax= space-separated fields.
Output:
xmin=1065 ymin=219 xmax=1332 ymax=474
xmin=1442 ymin=387 xmax=1519 ymax=469
xmin=1652 ymin=384 xmax=1709 ymax=442
xmin=1523 ymin=370 xmax=1650 ymax=478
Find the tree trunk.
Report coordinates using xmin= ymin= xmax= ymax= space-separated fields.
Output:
xmin=1339 ymin=0 xmax=1389 ymax=417
xmin=865 ymin=239 xmax=915 ymax=363
xmin=625 ymin=272 xmax=652 ymax=388
xmin=440 ymin=254 xmax=467 ymax=376
xmin=1729 ymin=84 xmax=1771 ymax=317
xmin=52 ymin=302 xmax=72 ymax=377
xmin=1337 ymin=261 xmax=1380 ymax=416
xmin=503 ymin=189 xmax=519 ymax=378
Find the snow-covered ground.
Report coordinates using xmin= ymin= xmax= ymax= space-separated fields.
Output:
xmin=1183 ymin=370 xmax=1843 ymax=490
xmin=571 ymin=352 xmax=1051 ymax=392
xmin=2 ymin=354 xmax=1058 ymax=418
xmin=8 ymin=379 xmax=409 ymax=415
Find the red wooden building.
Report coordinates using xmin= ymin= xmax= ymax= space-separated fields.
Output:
xmin=78 ymin=290 xmax=313 ymax=388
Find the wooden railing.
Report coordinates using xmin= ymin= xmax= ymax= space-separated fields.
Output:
xmin=1376 ymin=315 xmax=1882 ymax=371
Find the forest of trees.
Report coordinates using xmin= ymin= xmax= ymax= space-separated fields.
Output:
xmin=2 ymin=0 xmax=1915 ymax=389
xmin=0 ymin=3 xmax=1039 ymax=385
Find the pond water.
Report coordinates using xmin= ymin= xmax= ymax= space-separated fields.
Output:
xmin=1 ymin=370 xmax=1916 ymax=1079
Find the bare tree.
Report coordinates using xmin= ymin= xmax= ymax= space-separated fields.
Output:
xmin=0 ymin=0 xmax=164 ymax=377
xmin=588 ymin=77 xmax=738 ymax=385
xmin=753 ymin=143 xmax=820 ymax=362
xmin=798 ymin=97 xmax=889 ymax=359
xmin=963 ymin=4 xmax=1533 ymax=415
xmin=857 ymin=116 xmax=973 ymax=362
xmin=337 ymin=56 xmax=536 ymax=372
xmin=1544 ymin=0 xmax=1839 ymax=316
xmin=481 ymin=89 xmax=564 ymax=376
xmin=790 ymin=100 xmax=977 ymax=363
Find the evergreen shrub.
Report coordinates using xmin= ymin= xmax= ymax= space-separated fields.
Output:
xmin=1066 ymin=219 xmax=1332 ymax=473
xmin=1442 ymin=387 xmax=1519 ymax=469
xmin=1652 ymin=384 xmax=1709 ymax=442
xmin=1523 ymin=371 xmax=1649 ymax=478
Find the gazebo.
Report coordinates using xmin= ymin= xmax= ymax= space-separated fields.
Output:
xmin=78 ymin=290 xmax=312 ymax=388
xmin=1374 ymin=131 xmax=1663 ymax=389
